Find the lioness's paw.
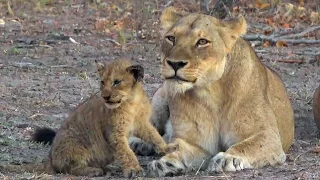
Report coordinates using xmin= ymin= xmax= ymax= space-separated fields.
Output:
xmin=123 ymin=166 xmax=144 ymax=178
xmin=147 ymin=157 xmax=185 ymax=177
xmin=129 ymin=138 xmax=155 ymax=156
xmin=207 ymin=152 xmax=251 ymax=173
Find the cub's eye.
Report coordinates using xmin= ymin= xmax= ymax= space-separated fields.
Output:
xmin=100 ymin=81 xmax=105 ymax=86
xmin=113 ymin=80 xmax=121 ymax=87
xmin=196 ymin=38 xmax=210 ymax=47
xmin=165 ymin=36 xmax=175 ymax=44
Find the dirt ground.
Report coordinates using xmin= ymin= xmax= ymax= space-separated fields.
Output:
xmin=0 ymin=0 xmax=319 ymax=179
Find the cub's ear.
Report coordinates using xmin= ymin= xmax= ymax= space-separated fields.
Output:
xmin=160 ymin=7 xmax=188 ymax=36
xmin=126 ymin=65 xmax=144 ymax=82
xmin=219 ymin=15 xmax=247 ymax=53
xmin=95 ymin=60 xmax=105 ymax=77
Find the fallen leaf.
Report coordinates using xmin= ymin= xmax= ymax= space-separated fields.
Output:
xmin=311 ymin=146 xmax=320 ymax=153
xmin=263 ymin=41 xmax=270 ymax=47
xmin=7 ymin=1 xmax=14 ymax=16
xmin=233 ymin=6 xmax=240 ymax=13
xmin=264 ymin=29 xmax=273 ymax=35
xmin=0 ymin=19 xmax=5 ymax=25
xmin=297 ymin=0 xmax=304 ymax=7
xmin=69 ymin=37 xmax=79 ymax=44
xmin=282 ymin=23 xmax=290 ymax=29
xmin=259 ymin=3 xmax=270 ymax=9
xmin=276 ymin=40 xmax=288 ymax=48
xmin=265 ymin=18 xmax=274 ymax=26
xmin=94 ymin=18 xmax=111 ymax=33
xmin=255 ymin=0 xmax=270 ymax=9
xmin=310 ymin=12 xmax=320 ymax=25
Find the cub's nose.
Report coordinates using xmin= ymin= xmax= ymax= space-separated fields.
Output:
xmin=103 ymin=96 xmax=111 ymax=101
xmin=167 ymin=60 xmax=188 ymax=72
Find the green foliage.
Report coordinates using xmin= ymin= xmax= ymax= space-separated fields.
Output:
xmin=7 ymin=47 xmax=20 ymax=55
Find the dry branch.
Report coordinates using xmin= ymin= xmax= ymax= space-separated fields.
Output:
xmin=244 ymin=26 xmax=320 ymax=44
xmin=104 ymin=38 xmax=121 ymax=46
xmin=278 ymin=26 xmax=320 ymax=39
xmin=271 ymin=59 xmax=306 ymax=64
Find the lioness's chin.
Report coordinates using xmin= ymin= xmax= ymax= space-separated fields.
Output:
xmin=105 ymin=102 xmax=121 ymax=109
xmin=164 ymin=80 xmax=194 ymax=96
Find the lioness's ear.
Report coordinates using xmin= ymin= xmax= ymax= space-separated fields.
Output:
xmin=160 ymin=7 xmax=188 ymax=36
xmin=220 ymin=15 xmax=247 ymax=52
xmin=126 ymin=65 xmax=144 ymax=82
xmin=95 ymin=60 xmax=105 ymax=77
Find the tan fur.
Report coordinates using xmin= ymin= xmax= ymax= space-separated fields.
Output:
xmin=1 ymin=59 xmax=169 ymax=178
xmin=145 ymin=7 xmax=294 ymax=177
xmin=313 ymin=85 xmax=320 ymax=129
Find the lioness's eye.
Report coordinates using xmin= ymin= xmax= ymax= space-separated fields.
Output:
xmin=166 ymin=36 xmax=175 ymax=44
xmin=100 ymin=81 xmax=105 ymax=86
xmin=196 ymin=39 xmax=210 ymax=46
xmin=113 ymin=80 xmax=121 ymax=86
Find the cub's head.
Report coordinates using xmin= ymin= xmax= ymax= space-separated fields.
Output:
xmin=160 ymin=7 xmax=247 ymax=95
xmin=95 ymin=59 xmax=144 ymax=109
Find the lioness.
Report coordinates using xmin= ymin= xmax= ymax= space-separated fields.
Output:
xmin=140 ymin=7 xmax=294 ymax=177
xmin=1 ymin=59 xmax=168 ymax=177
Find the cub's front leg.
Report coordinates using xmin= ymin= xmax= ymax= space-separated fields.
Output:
xmin=109 ymin=118 xmax=143 ymax=178
xmin=130 ymin=86 xmax=170 ymax=156
xmin=136 ymin=120 xmax=171 ymax=156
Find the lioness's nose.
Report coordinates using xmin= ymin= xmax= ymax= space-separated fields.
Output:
xmin=167 ymin=60 xmax=188 ymax=71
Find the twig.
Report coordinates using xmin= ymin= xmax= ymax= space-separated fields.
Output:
xmin=278 ymin=39 xmax=320 ymax=44
xmin=15 ymin=44 xmax=53 ymax=48
xmin=293 ymin=150 xmax=312 ymax=166
xmin=12 ymin=62 xmax=44 ymax=69
xmin=254 ymin=49 xmax=267 ymax=53
xmin=270 ymin=59 xmax=306 ymax=64
xmin=276 ymin=26 xmax=320 ymax=39
xmin=49 ymin=65 xmax=70 ymax=68
xmin=295 ymin=52 xmax=320 ymax=56
xmin=244 ymin=34 xmax=320 ymax=44
xmin=164 ymin=1 xmax=172 ymax=7
xmin=195 ymin=158 xmax=207 ymax=175
xmin=105 ymin=38 xmax=121 ymax=46
xmin=244 ymin=26 xmax=320 ymax=44
xmin=28 ymin=113 xmax=46 ymax=119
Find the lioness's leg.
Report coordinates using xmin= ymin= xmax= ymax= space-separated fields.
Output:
xmin=207 ymin=130 xmax=285 ymax=172
xmin=150 ymin=86 xmax=170 ymax=135
xmin=147 ymin=138 xmax=210 ymax=177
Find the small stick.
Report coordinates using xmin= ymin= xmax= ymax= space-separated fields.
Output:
xmin=105 ymin=38 xmax=121 ymax=46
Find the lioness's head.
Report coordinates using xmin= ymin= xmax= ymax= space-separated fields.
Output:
xmin=95 ymin=59 xmax=144 ymax=109
xmin=160 ymin=7 xmax=247 ymax=95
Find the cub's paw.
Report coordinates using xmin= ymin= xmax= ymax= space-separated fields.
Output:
xmin=207 ymin=152 xmax=251 ymax=173
xmin=123 ymin=166 xmax=144 ymax=178
xmin=129 ymin=137 xmax=155 ymax=156
xmin=147 ymin=156 xmax=185 ymax=177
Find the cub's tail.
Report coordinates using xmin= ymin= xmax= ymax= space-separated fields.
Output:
xmin=32 ymin=127 xmax=56 ymax=145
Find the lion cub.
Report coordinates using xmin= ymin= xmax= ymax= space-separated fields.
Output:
xmin=3 ymin=59 xmax=168 ymax=177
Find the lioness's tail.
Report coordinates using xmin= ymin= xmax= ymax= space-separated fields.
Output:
xmin=32 ymin=127 xmax=56 ymax=145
